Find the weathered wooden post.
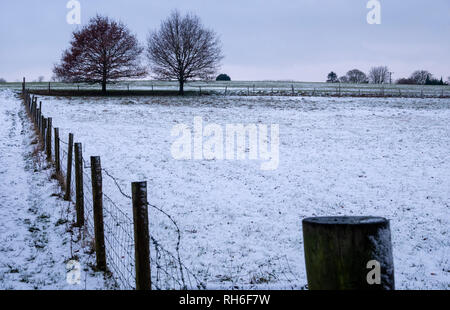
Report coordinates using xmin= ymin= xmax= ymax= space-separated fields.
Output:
xmin=42 ymin=118 xmax=47 ymax=151
xmin=291 ymin=84 xmax=295 ymax=95
xmin=54 ymin=128 xmax=60 ymax=173
xmin=302 ymin=216 xmax=395 ymax=290
xmin=91 ymin=156 xmax=106 ymax=271
xmin=48 ymin=82 xmax=51 ymax=94
xmin=36 ymin=108 xmax=40 ymax=127
xmin=46 ymin=118 xmax=52 ymax=159
xmin=132 ymin=181 xmax=151 ymax=290
xmin=74 ymin=143 xmax=84 ymax=227
xmin=64 ymin=133 xmax=74 ymax=201
xmin=22 ymin=77 xmax=26 ymax=93
xmin=225 ymin=86 xmax=227 ymax=96
xmin=38 ymin=102 xmax=42 ymax=131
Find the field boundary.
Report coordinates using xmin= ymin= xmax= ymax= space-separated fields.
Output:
xmin=21 ymin=83 xmax=205 ymax=290
xmin=21 ymin=79 xmax=450 ymax=99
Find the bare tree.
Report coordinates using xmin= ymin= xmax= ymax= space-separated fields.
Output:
xmin=37 ymin=76 xmax=45 ymax=83
xmin=339 ymin=76 xmax=349 ymax=83
xmin=346 ymin=69 xmax=368 ymax=84
xmin=146 ymin=11 xmax=223 ymax=95
xmin=410 ymin=70 xmax=432 ymax=85
xmin=368 ymin=66 xmax=390 ymax=84
xmin=54 ymin=15 xmax=147 ymax=94
xmin=0 ymin=78 xmax=6 ymax=83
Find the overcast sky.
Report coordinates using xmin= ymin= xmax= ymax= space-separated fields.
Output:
xmin=1 ymin=0 xmax=449 ymax=82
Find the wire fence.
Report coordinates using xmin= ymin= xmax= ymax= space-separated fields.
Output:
xmin=23 ymin=88 xmax=205 ymax=290
xmin=20 ymin=80 xmax=450 ymax=99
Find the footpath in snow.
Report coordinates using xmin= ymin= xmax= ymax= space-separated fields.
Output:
xmin=0 ymin=89 xmax=107 ymax=290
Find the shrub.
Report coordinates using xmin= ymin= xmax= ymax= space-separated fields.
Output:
xmin=216 ymin=74 xmax=231 ymax=81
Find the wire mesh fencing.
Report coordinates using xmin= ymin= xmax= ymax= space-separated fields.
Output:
xmin=22 ymin=89 xmax=206 ymax=290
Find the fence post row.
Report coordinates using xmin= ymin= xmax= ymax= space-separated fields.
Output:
xmin=74 ymin=143 xmax=84 ymax=227
xmin=91 ymin=156 xmax=107 ymax=271
xmin=132 ymin=181 xmax=151 ymax=290
xmin=64 ymin=133 xmax=74 ymax=201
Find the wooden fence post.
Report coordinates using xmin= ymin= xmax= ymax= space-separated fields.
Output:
xmin=42 ymin=118 xmax=47 ymax=151
xmin=132 ymin=181 xmax=151 ymax=290
xmin=40 ymin=115 xmax=45 ymax=138
xmin=64 ymin=133 xmax=74 ymax=201
xmin=224 ymin=86 xmax=227 ymax=96
xmin=302 ymin=216 xmax=395 ymax=290
xmin=46 ymin=118 xmax=52 ymax=159
xmin=36 ymin=108 xmax=40 ymax=127
xmin=54 ymin=128 xmax=60 ymax=173
xmin=22 ymin=77 xmax=25 ymax=93
xmin=91 ymin=156 xmax=106 ymax=271
xmin=74 ymin=143 xmax=84 ymax=227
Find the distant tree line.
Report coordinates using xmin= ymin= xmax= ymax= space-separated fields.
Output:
xmin=397 ymin=70 xmax=447 ymax=85
xmin=0 ymin=78 xmax=6 ymax=83
xmin=327 ymin=67 xmax=448 ymax=86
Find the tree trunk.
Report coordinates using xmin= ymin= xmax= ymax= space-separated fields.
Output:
xmin=102 ymin=79 xmax=107 ymax=95
xmin=179 ymin=80 xmax=184 ymax=96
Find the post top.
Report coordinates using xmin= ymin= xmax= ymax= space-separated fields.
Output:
xmin=303 ymin=216 xmax=388 ymax=225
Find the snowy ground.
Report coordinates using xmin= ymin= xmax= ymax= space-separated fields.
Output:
xmin=0 ymin=90 xmax=109 ymax=290
xmin=1 ymin=89 xmax=449 ymax=290
xmin=34 ymin=94 xmax=450 ymax=290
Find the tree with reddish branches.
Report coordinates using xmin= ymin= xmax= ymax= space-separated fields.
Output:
xmin=54 ymin=15 xmax=147 ymax=94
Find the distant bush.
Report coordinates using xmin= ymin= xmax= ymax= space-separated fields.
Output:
xmin=396 ymin=78 xmax=416 ymax=85
xmin=216 ymin=74 xmax=231 ymax=81
xmin=0 ymin=78 xmax=6 ymax=83
xmin=425 ymin=76 xmax=446 ymax=85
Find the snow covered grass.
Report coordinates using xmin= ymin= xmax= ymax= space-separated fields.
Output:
xmin=29 ymin=94 xmax=450 ymax=289
xmin=0 ymin=90 xmax=111 ymax=290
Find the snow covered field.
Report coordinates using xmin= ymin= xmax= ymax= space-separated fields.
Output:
xmin=33 ymin=93 xmax=449 ymax=290
xmin=0 ymin=90 xmax=109 ymax=289
xmin=1 ymin=88 xmax=449 ymax=289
